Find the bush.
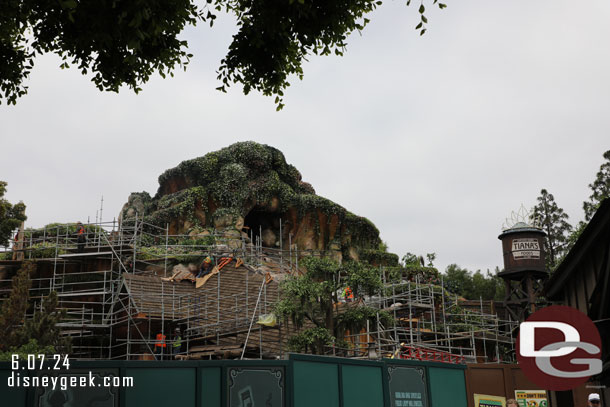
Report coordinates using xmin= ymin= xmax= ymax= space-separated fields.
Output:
xmin=287 ymin=327 xmax=335 ymax=354
xmin=29 ymin=242 xmax=66 ymax=259
xmin=0 ymin=339 xmax=56 ymax=361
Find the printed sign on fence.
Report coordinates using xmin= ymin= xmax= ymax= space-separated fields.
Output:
xmin=474 ymin=393 xmax=506 ymax=407
xmin=387 ymin=366 xmax=428 ymax=407
xmin=514 ymin=390 xmax=548 ymax=407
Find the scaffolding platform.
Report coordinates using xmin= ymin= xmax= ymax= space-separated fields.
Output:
xmin=0 ymin=217 xmax=517 ymax=363
xmin=59 ymin=251 xmax=114 ymax=258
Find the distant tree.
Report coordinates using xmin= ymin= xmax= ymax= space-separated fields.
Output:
xmin=402 ymin=252 xmax=421 ymax=266
xmin=443 ymin=264 xmax=503 ymax=301
xmin=583 ymin=150 xmax=610 ymax=221
xmin=401 ymin=252 xmax=435 ymax=267
xmin=563 ymin=150 xmax=610 ymax=253
xmin=565 ymin=221 xmax=587 ymax=254
xmin=531 ymin=189 xmax=572 ymax=270
xmin=444 ymin=264 xmax=472 ymax=298
xmin=471 ymin=269 xmax=504 ymax=302
xmin=492 ymin=266 xmax=505 ymax=301
xmin=425 ymin=253 xmax=436 ymax=267
xmin=0 ymin=181 xmax=27 ymax=247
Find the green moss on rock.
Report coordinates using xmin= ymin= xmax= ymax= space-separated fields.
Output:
xmin=359 ymin=249 xmax=400 ymax=267
xmin=121 ymin=142 xmax=387 ymax=255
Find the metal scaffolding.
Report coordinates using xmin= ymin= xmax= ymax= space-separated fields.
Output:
xmin=336 ymin=273 xmax=518 ymax=364
xmin=0 ymin=216 xmax=298 ymax=360
xmin=0 ymin=217 xmax=517 ymax=363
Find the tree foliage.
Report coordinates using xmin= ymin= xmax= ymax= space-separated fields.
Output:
xmin=23 ymin=290 xmax=69 ymax=352
xmin=0 ymin=0 xmax=448 ymax=108
xmin=443 ymin=264 xmax=504 ymax=301
xmin=0 ymin=181 xmax=27 ymax=247
xmin=275 ymin=256 xmax=388 ymax=354
xmin=0 ymin=262 xmax=32 ymax=349
xmin=402 ymin=252 xmax=421 ymax=266
xmin=565 ymin=220 xmax=586 ymax=255
xmin=0 ymin=339 xmax=56 ymax=362
xmin=286 ymin=326 xmax=335 ymax=355
xmin=565 ymin=150 xmax=610 ymax=252
xmin=1 ymin=0 xmax=198 ymax=105
xmin=531 ymin=188 xmax=572 ymax=271
xmin=0 ymin=261 xmax=70 ymax=355
xmin=583 ymin=150 xmax=610 ymax=221
xmin=401 ymin=252 xmax=436 ymax=267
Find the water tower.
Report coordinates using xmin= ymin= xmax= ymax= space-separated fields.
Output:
xmin=498 ymin=205 xmax=548 ymax=322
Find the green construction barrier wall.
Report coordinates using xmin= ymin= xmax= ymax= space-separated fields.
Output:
xmin=1 ymin=370 xmax=28 ymax=406
xmin=200 ymin=367 xmax=221 ymax=407
xmin=341 ymin=364 xmax=384 ymax=407
xmin=293 ymin=360 xmax=339 ymax=407
xmin=428 ymin=366 xmax=467 ymax=407
xmin=124 ymin=367 xmax=196 ymax=406
xmin=0 ymin=355 xmax=466 ymax=407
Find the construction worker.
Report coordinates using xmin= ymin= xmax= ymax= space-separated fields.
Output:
xmin=12 ymin=222 xmax=24 ymax=261
xmin=172 ymin=328 xmax=182 ymax=359
xmin=196 ymin=256 xmax=214 ymax=278
xmin=154 ymin=332 xmax=166 ymax=360
xmin=11 ymin=230 xmax=20 ymax=261
xmin=76 ymin=222 xmax=86 ymax=253
xmin=343 ymin=286 xmax=354 ymax=302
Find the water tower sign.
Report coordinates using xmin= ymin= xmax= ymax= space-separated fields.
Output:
xmin=511 ymin=238 xmax=540 ymax=260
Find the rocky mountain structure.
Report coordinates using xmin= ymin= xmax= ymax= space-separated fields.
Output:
xmin=120 ymin=142 xmax=393 ymax=264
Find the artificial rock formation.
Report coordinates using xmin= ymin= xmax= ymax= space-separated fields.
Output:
xmin=120 ymin=142 xmax=384 ymax=262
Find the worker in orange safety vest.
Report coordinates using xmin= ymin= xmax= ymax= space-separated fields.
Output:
xmin=76 ymin=222 xmax=86 ymax=253
xmin=343 ymin=287 xmax=354 ymax=302
xmin=154 ymin=332 xmax=166 ymax=360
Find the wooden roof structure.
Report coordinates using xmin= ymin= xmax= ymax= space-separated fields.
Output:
xmin=120 ymin=260 xmax=288 ymax=358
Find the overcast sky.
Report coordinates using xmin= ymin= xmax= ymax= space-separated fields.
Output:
xmin=0 ymin=0 xmax=608 ymax=273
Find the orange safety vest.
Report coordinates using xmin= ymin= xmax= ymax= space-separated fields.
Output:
xmin=78 ymin=226 xmax=85 ymax=235
xmin=344 ymin=287 xmax=354 ymax=300
xmin=155 ymin=333 xmax=166 ymax=348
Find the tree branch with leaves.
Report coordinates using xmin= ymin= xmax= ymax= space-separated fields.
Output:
xmin=275 ymin=256 xmax=390 ymax=354
xmin=0 ymin=0 xmax=449 ymax=109
xmin=531 ymin=188 xmax=572 ymax=271
xmin=583 ymin=150 xmax=610 ymax=221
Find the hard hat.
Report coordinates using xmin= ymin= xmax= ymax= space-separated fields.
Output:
xmin=204 ymin=257 xmax=211 ymax=263
xmin=589 ymin=393 xmax=600 ymax=402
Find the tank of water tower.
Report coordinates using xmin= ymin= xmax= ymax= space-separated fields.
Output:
xmin=498 ymin=206 xmax=547 ymax=277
